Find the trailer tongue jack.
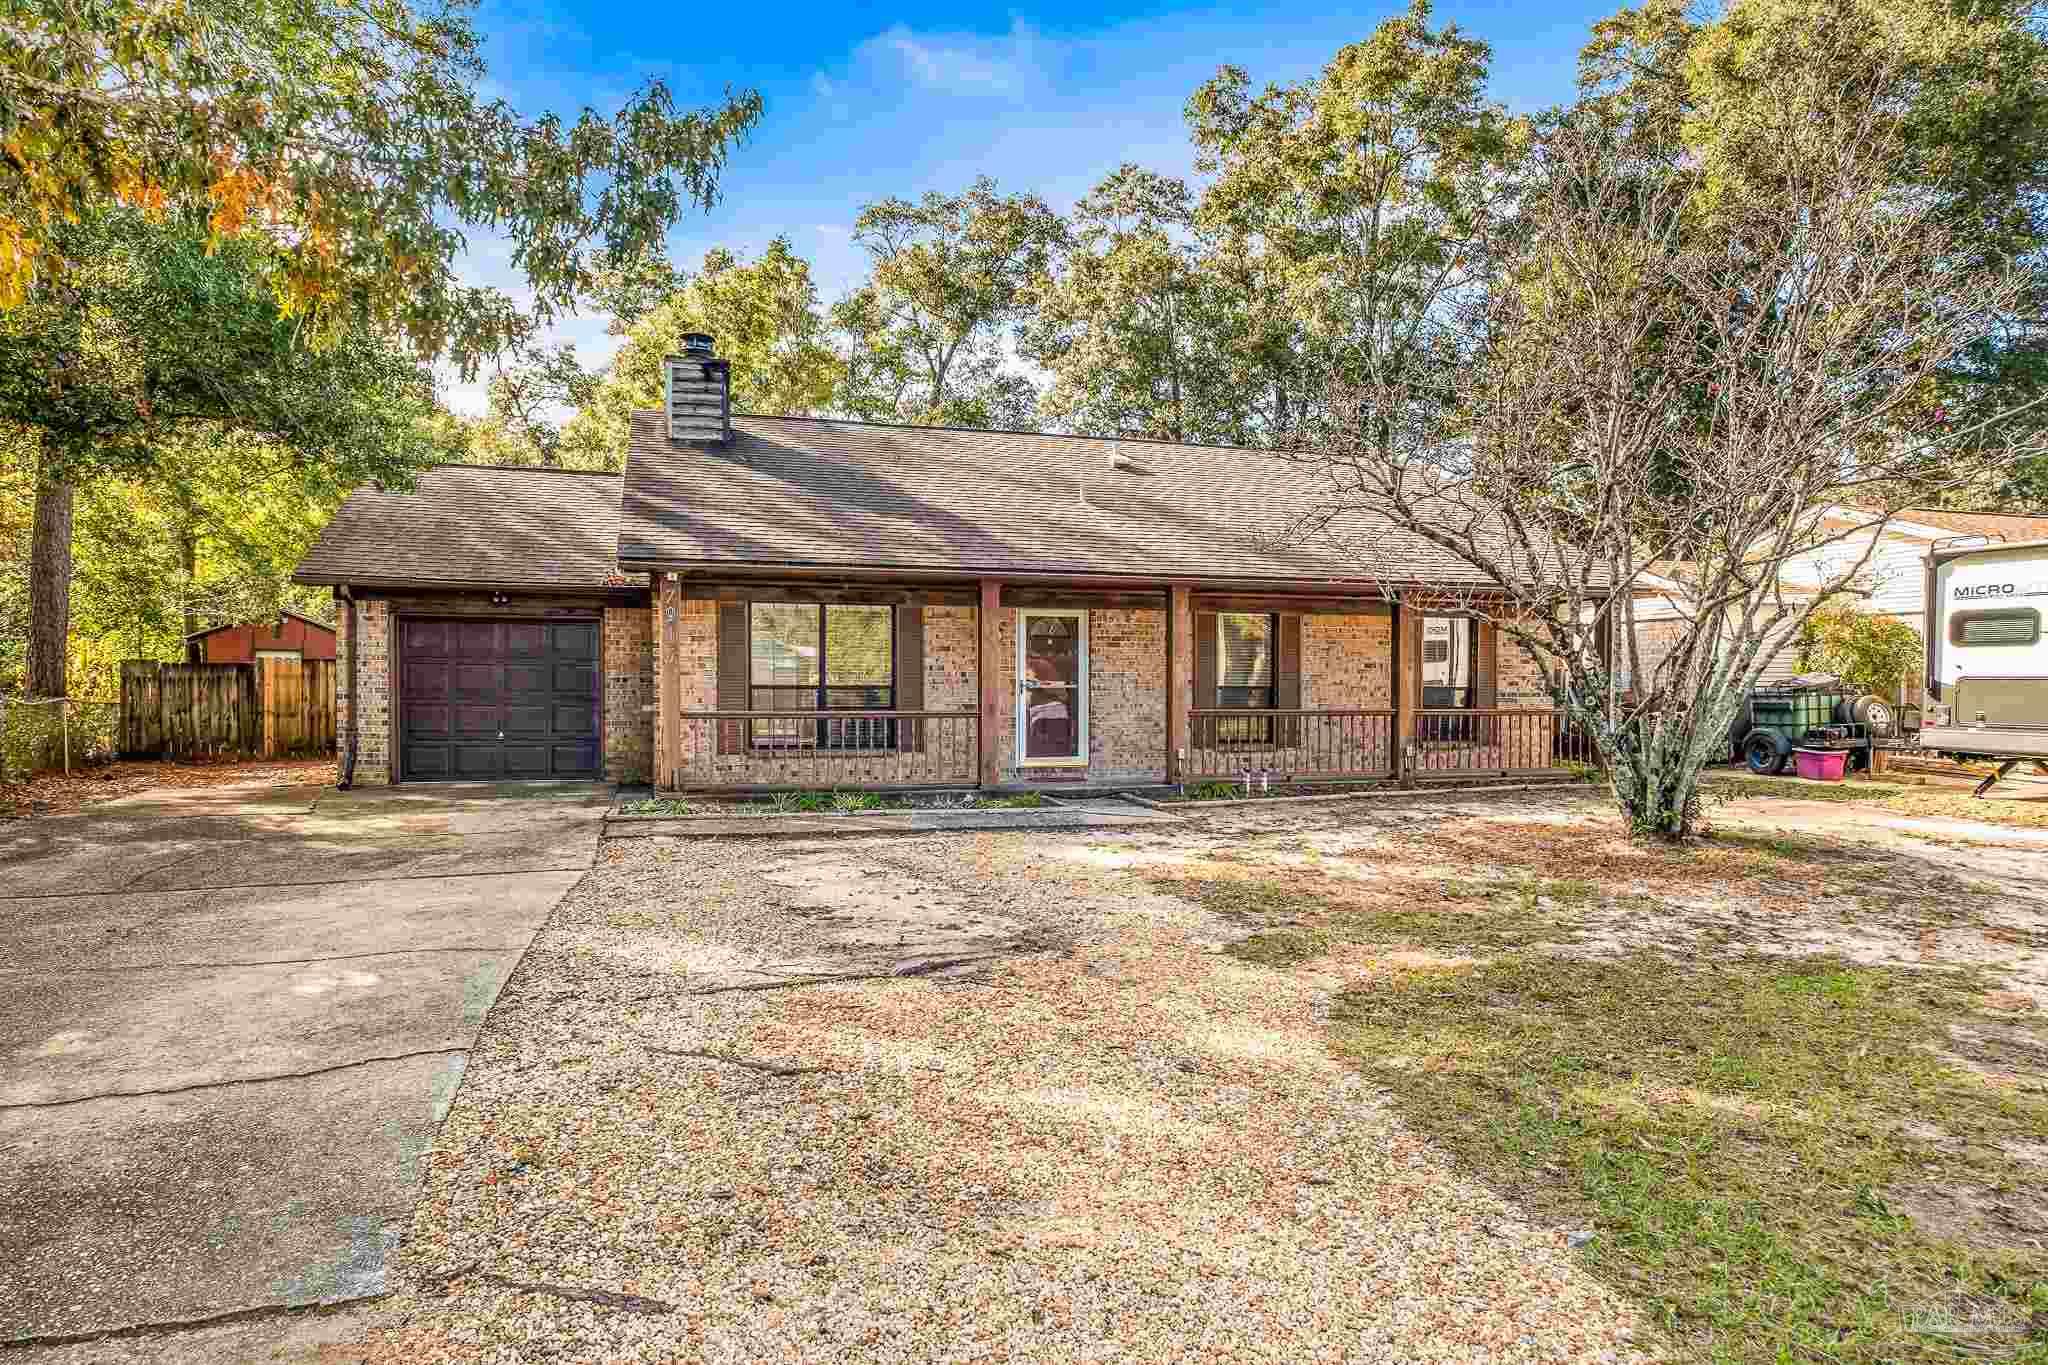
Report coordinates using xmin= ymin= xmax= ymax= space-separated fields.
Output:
xmin=1971 ymin=758 xmax=2048 ymax=798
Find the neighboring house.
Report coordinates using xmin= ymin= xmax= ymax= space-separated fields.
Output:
xmin=292 ymin=336 xmax=1595 ymax=791
xmin=1629 ymin=507 xmax=2048 ymax=702
xmin=185 ymin=611 xmax=338 ymax=665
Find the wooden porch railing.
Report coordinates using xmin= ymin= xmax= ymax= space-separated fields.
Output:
xmin=671 ymin=710 xmax=978 ymax=790
xmin=1413 ymin=708 xmax=1593 ymax=776
xmin=1185 ymin=708 xmax=1397 ymax=781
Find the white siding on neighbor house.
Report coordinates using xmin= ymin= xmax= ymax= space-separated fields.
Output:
xmin=1780 ymin=526 xmax=1929 ymax=622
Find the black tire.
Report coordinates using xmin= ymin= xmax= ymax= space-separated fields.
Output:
xmin=1743 ymin=728 xmax=1791 ymax=776
xmin=1850 ymin=694 xmax=1895 ymax=738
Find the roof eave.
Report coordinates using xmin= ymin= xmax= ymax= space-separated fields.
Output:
xmin=617 ymin=553 xmax=1542 ymax=596
xmin=291 ymin=570 xmax=648 ymax=598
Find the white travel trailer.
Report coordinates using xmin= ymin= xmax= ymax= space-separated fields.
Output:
xmin=1919 ymin=537 xmax=2048 ymax=793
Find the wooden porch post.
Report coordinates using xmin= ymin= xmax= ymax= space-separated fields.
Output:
xmin=657 ymin=573 xmax=682 ymax=790
xmin=1392 ymin=597 xmax=1419 ymax=784
xmin=1167 ymin=584 xmax=1192 ymax=782
xmin=978 ymin=578 xmax=1002 ymax=788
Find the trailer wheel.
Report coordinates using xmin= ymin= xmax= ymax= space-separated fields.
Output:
xmin=1850 ymin=695 xmax=1895 ymax=737
xmin=1743 ymin=729 xmax=1791 ymax=776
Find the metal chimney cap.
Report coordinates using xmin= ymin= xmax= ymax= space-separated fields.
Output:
xmin=680 ymin=333 xmax=715 ymax=359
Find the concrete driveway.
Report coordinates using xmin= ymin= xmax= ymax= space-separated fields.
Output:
xmin=0 ymin=778 xmax=606 ymax=1350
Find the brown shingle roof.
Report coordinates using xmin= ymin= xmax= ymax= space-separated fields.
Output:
xmin=293 ymin=464 xmax=630 ymax=591
xmin=1893 ymin=507 xmax=2048 ymax=541
xmin=619 ymin=413 xmax=1521 ymax=588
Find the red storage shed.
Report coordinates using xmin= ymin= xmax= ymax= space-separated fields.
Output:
xmin=186 ymin=611 xmax=338 ymax=665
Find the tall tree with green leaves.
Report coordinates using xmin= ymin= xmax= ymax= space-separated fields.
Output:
xmin=1578 ymin=0 xmax=2048 ymax=506
xmin=833 ymin=178 xmax=1064 ymax=428
xmin=0 ymin=211 xmax=444 ymax=695
xmin=1022 ymin=166 xmax=1243 ymax=443
xmin=1185 ymin=0 xmax=1525 ymax=444
xmin=561 ymin=239 xmax=842 ymax=467
xmin=1 ymin=0 xmax=761 ymax=367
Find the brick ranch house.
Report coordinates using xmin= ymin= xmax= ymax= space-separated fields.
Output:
xmin=293 ymin=337 xmax=1595 ymax=792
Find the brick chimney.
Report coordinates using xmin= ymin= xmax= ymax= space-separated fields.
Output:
xmin=664 ymin=333 xmax=730 ymax=443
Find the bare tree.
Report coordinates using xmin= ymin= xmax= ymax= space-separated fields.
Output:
xmin=1278 ymin=74 xmax=2043 ymax=838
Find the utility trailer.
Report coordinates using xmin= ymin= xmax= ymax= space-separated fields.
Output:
xmin=1919 ymin=537 xmax=2048 ymax=796
xmin=1731 ymin=676 xmax=1898 ymax=776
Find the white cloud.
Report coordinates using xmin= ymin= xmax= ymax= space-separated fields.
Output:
xmin=854 ymin=20 xmax=1052 ymax=98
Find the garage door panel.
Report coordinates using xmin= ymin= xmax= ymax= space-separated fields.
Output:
xmin=550 ymin=623 xmax=596 ymax=655
xmin=503 ymin=662 xmax=547 ymax=695
xmin=405 ymin=703 xmax=453 ymax=738
xmin=403 ymin=620 xmax=450 ymax=655
xmin=503 ymin=744 xmax=556 ymax=777
xmin=404 ymin=744 xmax=451 ymax=779
xmin=551 ymin=743 xmax=596 ymax=774
xmin=452 ymin=664 xmax=501 ymax=699
xmin=401 ymin=616 xmax=599 ymax=783
xmin=404 ymin=661 xmax=451 ymax=699
xmin=502 ymin=704 xmax=550 ymax=736
xmin=549 ymin=703 xmax=595 ymax=735
xmin=552 ymin=660 xmax=596 ymax=692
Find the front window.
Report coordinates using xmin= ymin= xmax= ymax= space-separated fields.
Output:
xmin=749 ymin=603 xmax=894 ymax=748
xmin=1216 ymin=612 xmax=1276 ymax=744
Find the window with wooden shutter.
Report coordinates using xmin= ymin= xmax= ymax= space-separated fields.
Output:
xmin=1476 ymin=620 xmax=1499 ymax=708
xmin=1194 ymin=610 xmax=1219 ymax=748
xmin=895 ymin=607 xmax=924 ymax=752
xmin=716 ymin=603 xmax=748 ymax=755
xmin=1276 ymin=614 xmax=1302 ymax=746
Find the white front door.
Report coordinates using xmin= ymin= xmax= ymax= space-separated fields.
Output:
xmin=1017 ymin=610 xmax=1088 ymax=766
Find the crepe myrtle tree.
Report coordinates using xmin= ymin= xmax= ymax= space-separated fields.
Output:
xmin=1275 ymin=82 xmax=2043 ymax=839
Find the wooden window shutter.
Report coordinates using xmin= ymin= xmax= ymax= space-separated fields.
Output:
xmin=1476 ymin=620 xmax=1499 ymax=709
xmin=895 ymin=607 xmax=925 ymax=752
xmin=1276 ymin=613 xmax=1303 ymax=745
xmin=1194 ymin=611 xmax=1219 ymax=749
xmin=717 ymin=603 xmax=748 ymax=755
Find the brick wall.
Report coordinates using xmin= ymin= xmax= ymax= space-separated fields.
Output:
xmin=923 ymin=606 xmax=978 ymax=711
xmin=1497 ymin=621 xmax=1558 ymax=707
xmin=336 ymin=597 xmax=392 ymax=785
xmin=1083 ymin=608 xmax=1168 ymax=784
xmin=603 ymin=606 xmax=654 ymax=783
xmin=1302 ymin=613 xmax=1393 ymax=708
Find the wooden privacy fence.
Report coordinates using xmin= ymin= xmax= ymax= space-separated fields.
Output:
xmin=120 ymin=660 xmax=335 ymax=759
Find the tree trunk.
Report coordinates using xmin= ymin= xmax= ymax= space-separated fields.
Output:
xmin=180 ymin=526 xmax=200 ymax=644
xmin=26 ymin=478 xmax=75 ymax=698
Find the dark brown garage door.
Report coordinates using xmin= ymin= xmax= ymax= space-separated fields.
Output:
xmin=398 ymin=619 xmax=600 ymax=781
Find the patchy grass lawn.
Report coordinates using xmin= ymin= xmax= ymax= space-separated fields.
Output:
xmin=1709 ymin=772 xmax=2048 ymax=832
xmin=1334 ymin=956 xmax=2047 ymax=1363
xmin=1150 ymin=811 xmax=2048 ymax=1363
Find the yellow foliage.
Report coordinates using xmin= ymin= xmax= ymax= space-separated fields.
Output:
xmin=0 ymin=219 xmax=40 ymax=310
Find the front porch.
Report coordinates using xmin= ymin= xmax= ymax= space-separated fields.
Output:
xmin=651 ymin=576 xmax=1601 ymax=793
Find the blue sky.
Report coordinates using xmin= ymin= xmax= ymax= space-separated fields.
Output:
xmin=448 ymin=0 xmax=1619 ymax=411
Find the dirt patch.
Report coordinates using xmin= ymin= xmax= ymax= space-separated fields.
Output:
xmin=0 ymin=757 xmax=335 ymax=820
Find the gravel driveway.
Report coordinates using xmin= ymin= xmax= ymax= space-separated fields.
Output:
xmin=352 ymin=793 xmax=1653 ymax=1363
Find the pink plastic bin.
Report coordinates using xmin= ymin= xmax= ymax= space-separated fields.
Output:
xmin=1793 ymin=748 xmax=1848 ymax=782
